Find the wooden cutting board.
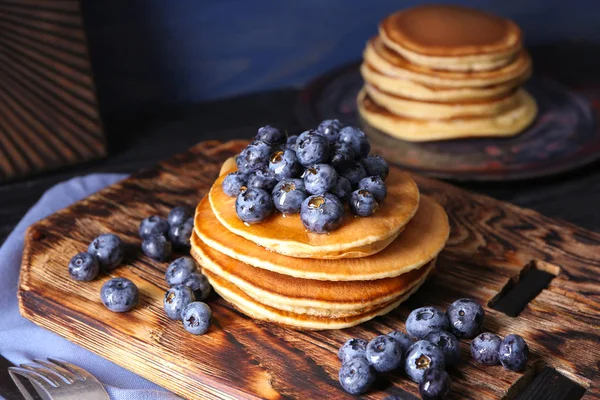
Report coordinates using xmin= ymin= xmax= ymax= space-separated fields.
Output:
xmin=18 ymin=140 xmax=599 ymax=399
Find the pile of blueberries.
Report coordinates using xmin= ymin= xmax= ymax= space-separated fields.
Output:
xmin=337 ymin=298 xmax=529 ymax=399
xmin=222 ymin=121 xmax=390 ymax=233
xmin=139 ymin=206 xmax=195 ymax=261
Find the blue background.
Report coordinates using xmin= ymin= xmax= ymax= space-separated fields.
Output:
xmin=81 ymin=1 xmax=599 ymax=119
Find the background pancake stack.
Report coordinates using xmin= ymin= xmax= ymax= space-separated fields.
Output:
xmin=190 ymin=159 xmax=450 ymax=330
xmin=358 ymin=4 xmax=538 ymax=142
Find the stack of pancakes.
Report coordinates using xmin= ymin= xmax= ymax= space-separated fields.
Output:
xmin=358 ymin=4 xmax=538 ymax=141
xmin=190 ymin=157 xmax=450 ymax=330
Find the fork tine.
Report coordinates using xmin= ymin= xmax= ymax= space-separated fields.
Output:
xmin=8 ymin=367 xmax=54 ymax=397
xmin=47 ymin=358 xmax=94 ymax=381
xmin=20 ymin=363 xmax=63 ymax=387
xmin=34 ymin=359 xmax=77 ymax=383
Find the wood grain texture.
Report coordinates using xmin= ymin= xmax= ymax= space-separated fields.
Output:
xmin=18 ymin=140 xmax=600 ymax=399
xmin=0 ymin=0 xmax=105 ymax=182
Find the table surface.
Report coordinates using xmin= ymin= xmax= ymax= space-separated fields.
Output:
xmin=1 ymin=88 xmax=600 ymax=246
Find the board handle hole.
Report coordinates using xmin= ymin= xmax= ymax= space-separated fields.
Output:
xmin=488 ymin=260 xmax=560 ymax=317
xmin=508 ymin=365 xmax=588 ymax=400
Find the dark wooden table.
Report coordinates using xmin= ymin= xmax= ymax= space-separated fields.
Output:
xmin=1 ymin=88 xmax=600 ymax=245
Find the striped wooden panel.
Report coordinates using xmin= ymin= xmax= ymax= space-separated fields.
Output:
xmin=0 ymin=0 xmax=105 ymax=182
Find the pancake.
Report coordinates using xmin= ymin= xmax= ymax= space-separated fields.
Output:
xmin=191 ymin=230 xmax=435 ymax=316
xmin=204 ymin=268 xmax=430 ymax=330
xmin=195 ymin=195 xmax=448 ymax=280
xmin=365 ymin=83 xmax=523 ymax=120
xmin=360 ymin=63 xmax=523 ymax=102
xmin=379 ymin=5 xmax=522 ymax=71
xmin=364 ymin=37 xmax=531 ymax=88
xmin=358 ymin=88 xmax=537 ymax=141
xmin=208 ymin=166 xmax=420 ymax=259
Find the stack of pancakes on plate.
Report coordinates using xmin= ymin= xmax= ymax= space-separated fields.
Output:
xmin=358 ymin=4 xmax=538 ymax=141
xmin=190 ymin=157 xmax=450 ymax=330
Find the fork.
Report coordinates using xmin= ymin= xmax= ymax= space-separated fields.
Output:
xmin=8 ymin=358 xmax=109 ymax=400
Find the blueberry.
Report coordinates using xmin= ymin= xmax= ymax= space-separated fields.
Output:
xmin=302 ymin=164 xmax=338 ymax=195
xmin=361 ymin=155 xmax=390 ymax=180
xmin=142 ymin=234 xmax=172 ymax=261
xmin=181 ymin=301 xmax=212 ymax=335
xmin=272 ymin=178 xmax=308 ymax=214
xmin=268 ymin=149 xmax=300 ymax=180
xmin=235 ymin=188 xmax=273 ymax=224
xmin=387 ymin=331 xmax=414 ymax=354
xmin=366 ymin=334 xmax=404 ymax=372
xmin=358 ymin=176 xmax=387 ymax=202
xmin=182 ymin=272 xmax=212 ymax=300
xmin=419 ymin=368 xmax=451 ymax=400
xmin=169 ymin=217 xmax=194 ymax=248
xmin=316 ymin=119 xmax=342 ymax=142
xmin=247 ymin=167 xmax=278 ymax=191
xmin=329 ymin=141 xmax=356 ymax=170
xmin=349 ymin=189 xmax=379 ymax=217
xmin=100 ymin=278 xmax=138 ymax=313
xmin=406 ymin=306 xmax=450 ymax=339
xmin=339 ymin=161 xmax=367 ymax=187
xmin=295 ymin=131 xmax=330 ymax=167
xmin=424 ymin=331 xmax=460 ymax=366
xmin=338 ymin=357 xmax=375 ymax=395
xmin=446 ymin=298 xmax=485 ymax=339
xmin=404 ymin=340 xmax=446 ymax=383
xmin=338 ymin=338 xmax=368 ymax=364
xmin=165 ymin=256 xmax=197 ymax=286
xmin=68 ymin=252 xmax=99 ymax=281
xmin=285 ymin=135 xmax=298 ymax=151
xmin=139 ymin=216 xmax=169 ymax=240
xmin=167 ymin=206 xmax=191 ymax=228
xmin=236 ymin=139 xmax=273 ymax=173
xmin=256 ymin=125 xmax=285 ymax=145
xmin=164 ymin=284 xmax=195 ymax=320
xmin=383 ymin=396 xmax=411 ymax=400
xmin=339 ymin=126 xmax=370 ymax=158
xmin=499 ymin=334 xmax=528 ymax=371
xmin=332 ymin=176 xmax=352 ymax=202
xmin=222 ymin=171 xmax=248 ymax=197
xmin=471 ymin=332 xmax=502 ymax=365
xmin=300 ymin=193 xmax=344 ymax=233
xmin=88 ymin=233 xmax=124 ymax=271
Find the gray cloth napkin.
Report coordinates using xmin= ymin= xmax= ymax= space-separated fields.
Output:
xmin=0 ymin=174 xmax=181 ymax=400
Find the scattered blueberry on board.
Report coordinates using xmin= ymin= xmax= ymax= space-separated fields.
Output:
xmin=446 ymin=298 xmax=485 ymax=339
xmin=100 ymin=278 xmax=139 ymax=313
xmin=470 ymin=332 xmax=502 ymax=365
xmin=139 ymin=216 xmax=169 ymax=240
xmin=366 ymin=334 xmax=404 ymax=372
xmin=68 ymin=252 xmax=99 ymax=281
xmin=338 ymin=357 xmax=376 ymax=395
xmin=229 ymin=122 xmax=391 ymax=233
xmin=419 ymin=368 xmax=451 ymax=400
xmin=142 ymin=234 xmax=172 ymax=261
xmin=387 ymin=330 xmax=414 ymax=354
xmin=405 ymin=340 xmax=446 ymax=383
xmin=182 ymin=272 xmax=212 ymax=301
xmin=167 ymin=206 xmax=191 ymax=228
xmin=406 ymin=306 xmax=450 ymax=340
xmin=164 ymin=285 xmax=195 ymax=320
xmin=165 ymin=257 xmax=197 ymax=286
xmin=88 ymin=233 xmax=124 ymax=271
xmin=338 ymin=338 xmax=368 ymax=364
xmin=423 ymin=331 xmax=460 ymax=366
xmin=181 ymin=301 xmax=212 ymax=335
xmin=498 ymin=334 xmax=529 ymax=371
xmin=169 ymin=217 xmax=194 ymax=248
